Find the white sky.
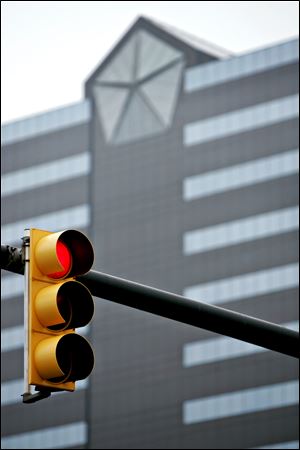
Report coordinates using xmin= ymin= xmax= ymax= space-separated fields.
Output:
xmin=1 ymin=1 xmax=299 ymax=124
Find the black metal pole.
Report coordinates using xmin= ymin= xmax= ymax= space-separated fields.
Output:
xmin=77 ymin=270 xmax=299 ymax=359
xmin=1 ymin=245 xmax=298 ymax=358
xmin=1 ymin=245 xmax=24 ymax=275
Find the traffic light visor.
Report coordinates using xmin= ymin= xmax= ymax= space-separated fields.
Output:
xmin=34 ymin=334 xmax=94 ymax=383
xmin=35 ymin=281 xmax=94 ymax=330
xmin=35 ymin=230 xmax=94 ymax=279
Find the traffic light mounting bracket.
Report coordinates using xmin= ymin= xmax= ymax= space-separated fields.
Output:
xmin=22 ymin=388 xmax=51 ymax=404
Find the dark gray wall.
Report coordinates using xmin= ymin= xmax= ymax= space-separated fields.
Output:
xmin=88 ymin=53 xmax=299 ymax=449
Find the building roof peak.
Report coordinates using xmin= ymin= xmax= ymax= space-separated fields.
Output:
xmin=136 ymin=15 xmax=232 ymax=59
xmin=86 ymin=15 xmax=231 ymax=92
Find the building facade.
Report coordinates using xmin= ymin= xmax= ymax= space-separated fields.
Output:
xmin=1 ymin=17 xmax=299 ymax=449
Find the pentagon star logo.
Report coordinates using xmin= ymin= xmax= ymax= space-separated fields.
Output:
xmin=93 ymin=29 xmax=185 ymax=144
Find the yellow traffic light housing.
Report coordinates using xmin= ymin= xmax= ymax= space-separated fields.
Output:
xmin=27 ymin=228 xmax=94 ymax=395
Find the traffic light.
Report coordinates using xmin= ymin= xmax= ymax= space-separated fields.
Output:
xmin=28 ymin=228 xmax=94 ymax=393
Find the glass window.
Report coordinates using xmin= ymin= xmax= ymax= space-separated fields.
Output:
xmin=1 ymin=101 xmax=91 ymax=146
xmin=185 ymin=39 xmax=299 ymax=92
xmin=1 ymin=325 xmax=24 ymax=352
xmin=183 ymin=206 xmax=299 ymax=255
xmin=1 ymin=422 xmax=87 ymax=449
xmin=183 ymin=321 xmax=299 ymax=367
xmin=2 ymin=204 xmax=90 ymax=246
xmin=1 ymin=378 xmax=88 ymax=406
xmin=183 ymin=149 xmax=299 ymax=201
xmin=183 ymin=380 xmax=299 ymax=425
xmin=1 ymin=273 xmax=24 ymax=301
xmin=2 ymin=153 xmax=90 ymax=198
xmin=183 ymin=263 xmax=299 ymax=304
xmin=254 ymin=440 xmax=299 ymax=449
xmin=183 ymin=95 xmax=299 ymax=147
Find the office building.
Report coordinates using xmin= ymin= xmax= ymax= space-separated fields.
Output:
xmin=1 ymin=17 xmax=299 ymax=449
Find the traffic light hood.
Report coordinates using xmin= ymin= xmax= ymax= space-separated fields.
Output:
xmin=35 ymin=229 xmax=94 ymax=278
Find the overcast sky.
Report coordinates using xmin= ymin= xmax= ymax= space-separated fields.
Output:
xmin=1 ymin=1 xmax=299 ymax=124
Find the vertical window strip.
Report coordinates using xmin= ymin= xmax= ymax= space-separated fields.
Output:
xmin=183 ymin=149 xmax=299 ymax=201
xmin=1 ymin=153 xmax=91 ymax=197
xmin=183 ymin=95 xmax=299 ymax=147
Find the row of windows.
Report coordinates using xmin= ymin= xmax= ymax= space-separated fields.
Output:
xmin=1 ymin=421 xmax=87 ymax=449
xmin=254 ymin=440 xmax=299 ymax=449
xmin=183 ymin=206 xmax=299 ymax=255
xmin=1 ymin=152 xmax=91 ymax=197
xmin=184 ymin=263 xmax=298 ymax=305
xmin=183 ymin=321 xmax=299 ymax=367
xmin=182 ymin=380 xmax=298 ymax=425
xmin=183 ymin=148 xmax=299 ymax=201
xmin=1 ymin=204 xmax=90 ymax=246
xmin=1 ymin=100 xmax=91 ymax=146
xmin=183 ymin=94 xmax=299 ymax=147
xmin=185 ymin=38 xmax=299 ymax=92
xmin=2 ymin=273 xmax=26 ymax=301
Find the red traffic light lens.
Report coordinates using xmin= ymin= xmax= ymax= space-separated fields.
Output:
xmin=48 ymin=241 xmax=72 ymax=279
